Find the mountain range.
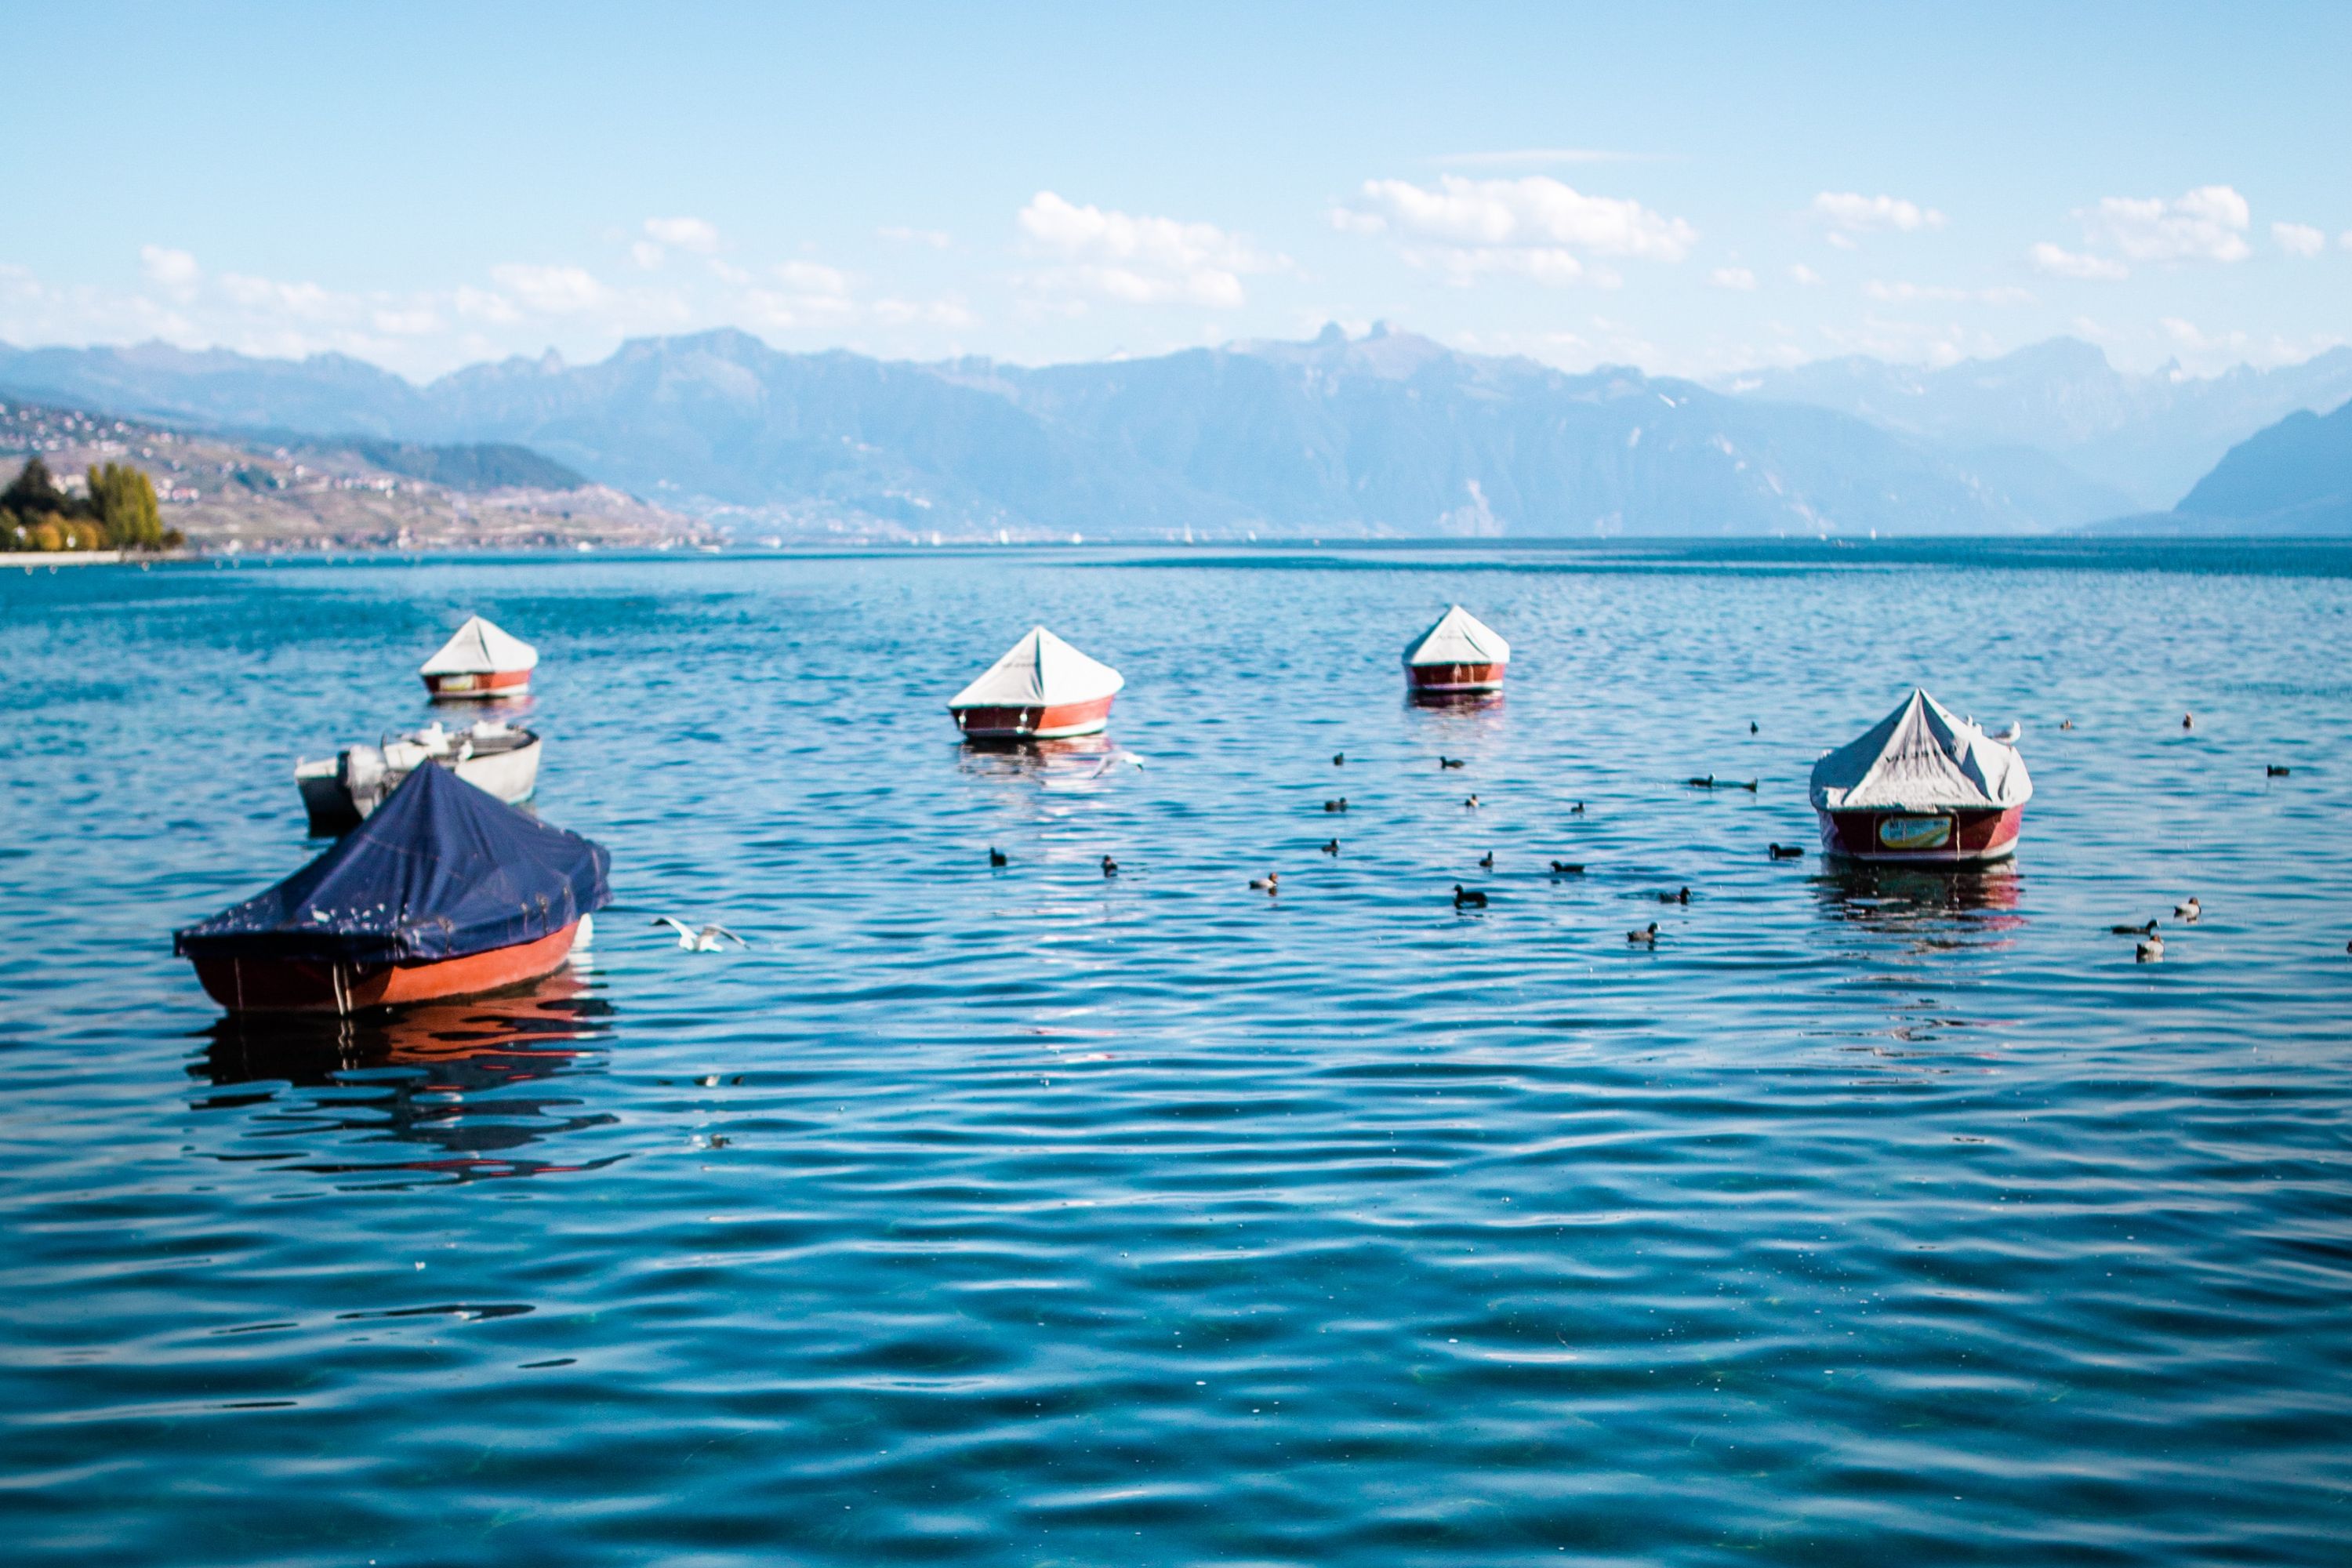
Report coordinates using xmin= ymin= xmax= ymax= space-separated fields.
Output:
xmin=1718 ymin=338 xmax=2352 ymax=510
xmin=3 ymin=328 xmax=2348 ymax=539
xmin=2165 ymin=397 xmax=2352 ymax=533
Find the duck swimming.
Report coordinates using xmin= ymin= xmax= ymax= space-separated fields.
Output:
xmin=1453 ymin=884 xmax=1487 ymax=909
xmin=1768 ymin=843 xmax=1804 ymax=859
xmin=1464 ymin=794 xmax=1480 ymax=808
xmin=1549 ymin=861 xmax=1584 ymax=875
xmin=1478 ymin=851 xmax=1494 ymax=869
xmin=1249 ymin=872 xmax=1279 ymax=893
xmin=1101 ymin=855 xmax=1120 ymax=877
xmin=1656 ymin=887 xmax=1691 ymax=905
xmin=1439 ymin=757 xmax=1465 ymax=770
xmin=1628 ymin=922 xmax=1659 ymax=945
xmin=2137 ymin=932 xmax=2165 ymax=962
xmin=1333 ymin=753 xmax=1345 ymax=766
xmin=1325 ymin=797 xmax=1348 ymax=813
xmin=2267 ymin=764 xmax=2291 ymax=777
xmin=2174 ymin=896 xmax=2201 ymax=922
xmin=988 ymin=846 xmax=1008 ymax=867
xmin=1320 ymin=838 xmax=1340 ymax=855
xmin=2111 ymin=918 xmax=2158 ymax=936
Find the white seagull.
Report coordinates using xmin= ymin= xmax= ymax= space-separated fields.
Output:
xmin=1087 ymin=750 xmax=1149 ymax=779
xmin=652 ymin=916 xmax=749 ymax=951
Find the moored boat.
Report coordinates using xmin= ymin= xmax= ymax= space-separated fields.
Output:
xmin=949 ymin=626 xmax=1125 ymax=740
xmin=420 ymin=614 xmax=538 ymax=699
xmin=176 ymin=760 xmax=610 ymax=1014
xmin=294 ymin=719 xmax=542 ymax=834
xmin=1404 ymin=605 xmax=1509 ymax=699
xmin=1809 ymin=687 xmax=2031 ymax=865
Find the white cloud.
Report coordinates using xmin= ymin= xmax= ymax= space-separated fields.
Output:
xmin=1337 ymin=175 xmax=1693 ymax=289
xmin=1018 ymin=191 xmax=1281 ymax=307
xmin=776 ymin=260 xmax=850 ymax=296
xmin=873 ymin=296 xmax=976 ymax=328
xmin=1788 ymin=263 xmax=1824 ymax=285
xmin=1864 ymin=279 xmax=2034 ymax=305
xmin=644 ymin=216 xmax=720 ymax=253
xmin=220 ymin=274 xmax=341 ymax=320
xmin=2156 ymin=315 xmax=2346 ymax=372
xmin=372 ymin=306 xmax=442 ymax=336
xmin=1709 ymin=267 xmax=1757 ymax=291
xmin=1809 ymin=192 xmax=1947 ymax=236
xmin=2028 ymin=241 xmax=2129 ymax=281
xmin=140 ymin=245 xmax=200 ymax=297
xmin=2085 ymin=185 xmax=2249 ymax=263
xmin=490 ymin=263 xmax=608 ymax=314
xmin=1347 ymin=175 xmax=1695 ymax=259
xmin=2273 ymin=221 xmax=2325 ymax=258
xmin=878 ymin=225 xmax=952 ymax=249
xmin=630 ymin=241 xmax=666 ymax=270
xmin=454 ymin=285 xmax=520 ymax=325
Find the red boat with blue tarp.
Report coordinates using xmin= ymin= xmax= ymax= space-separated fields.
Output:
xmin=175 ymin=760 xmax=610 ymax=1014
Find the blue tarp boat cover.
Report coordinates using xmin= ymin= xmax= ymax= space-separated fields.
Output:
xmin=175 ymin=760 xmax=610 ymax=965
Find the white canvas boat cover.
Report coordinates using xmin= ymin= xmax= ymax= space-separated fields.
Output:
xmin=1809 ymin=688 xmax=2031 ymax=811
xmin=419 ymin=615 xmax=539 ymax=677
xmin=949 ymin=626 xmax=1124 ymax=709
xmin=1403 ymin=604 xmax=1510 ymax=668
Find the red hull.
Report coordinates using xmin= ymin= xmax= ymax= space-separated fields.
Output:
xmin=952 ymin=694 xmax=1115 ymax=739
xmin=191 ymin=922 xmax=582 ymax=1014
xmin=1407 ymin=661 xmax=1506 ymax=694
xmin=424 ymin=667 xmax=532 ymax=699
xmin=1817 ymin=806 xmax=2024 ymax=865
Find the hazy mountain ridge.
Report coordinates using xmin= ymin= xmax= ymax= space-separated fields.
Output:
xmin=1721 ymin=339 xmax=2352 ymax=509
xmin=2169 ymin=399 xmax=2352 ymax=532
xmin=7 ymin=327 xmax=2347 ymax=539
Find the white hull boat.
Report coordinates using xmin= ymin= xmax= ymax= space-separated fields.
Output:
xmin=295 ymin=720 xmax=543 ymax=834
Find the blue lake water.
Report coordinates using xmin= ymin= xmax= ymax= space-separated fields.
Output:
xmin=3 ymin=541 xmax=2350 ymax=1565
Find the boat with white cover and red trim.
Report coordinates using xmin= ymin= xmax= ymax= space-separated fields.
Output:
xmin=1809 ymin=687 xmax=2031 ymax=865
xmin=420 ymin=614 xmax=538 ymax=699
xmin=949 ymin=626 xmax=1124 ymax=740
xmin=1403 ymin=605 xmax=1509 ymax=699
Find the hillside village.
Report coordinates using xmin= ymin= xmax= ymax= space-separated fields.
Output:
xmin=0 ymin=399 xmax=713 ymax=554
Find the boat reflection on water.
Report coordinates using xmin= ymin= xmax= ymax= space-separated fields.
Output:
xmin=1812 ymin=861 xmax=2026 ymax=950
xmin=1406 ymin=686 xmax=1505 ymax=713
xmin=956 ymin=731 xmax=1139 ymax=793
xmin=191 ymin=968 xmax=621 ymax=1183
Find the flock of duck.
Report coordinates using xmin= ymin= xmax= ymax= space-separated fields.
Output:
xmin=168 ymin=603 xmax=2328 ymax=1019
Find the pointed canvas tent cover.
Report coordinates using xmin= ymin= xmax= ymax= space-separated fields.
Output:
xmin=1809 ymin=688 xmax=2032 ymax=812
xmin=949 ymin=626 xmax=1125 ymax=709
xmin=1403 ymin=605 xmax=1510 ymax=668
xmin=175 ymin=760 xmax=609 ymax=966
xmin=420 ymin=614 xmax=539 ymax=677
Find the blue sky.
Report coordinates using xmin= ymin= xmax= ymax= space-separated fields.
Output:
xmin=5 ymin=2 xmax=2345 ymax=381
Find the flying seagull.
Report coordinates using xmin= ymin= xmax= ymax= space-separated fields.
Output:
xmin=652 ymin=916 xmax=748 ymax=952
xmin=1088 ymin=750 xmax=1148 ymax=779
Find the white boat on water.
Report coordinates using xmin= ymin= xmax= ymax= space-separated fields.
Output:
xmin=295 ymin=719 xmax=543 ymax=833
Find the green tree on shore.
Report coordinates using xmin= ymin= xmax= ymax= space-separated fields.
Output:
xmin=2 ymin=456 xmax=180 ymax=552
xmin=89 ymin=462 xmax=162 ymax=548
